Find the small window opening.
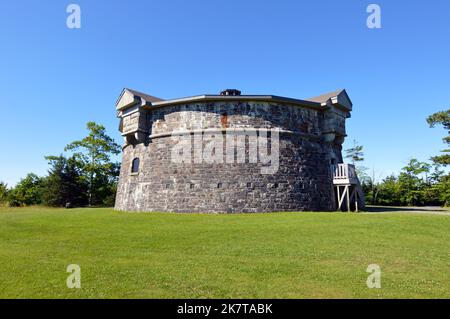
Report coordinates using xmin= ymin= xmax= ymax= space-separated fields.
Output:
xmin=131 ymin=158 xmax=140 ymax=173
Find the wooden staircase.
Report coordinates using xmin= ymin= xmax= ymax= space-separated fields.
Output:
xmin=331 ymin=163 xmax=365 ymax=212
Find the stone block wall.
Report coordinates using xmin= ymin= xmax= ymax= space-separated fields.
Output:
xmin=115 ymin=101 xmax=344 ymax=213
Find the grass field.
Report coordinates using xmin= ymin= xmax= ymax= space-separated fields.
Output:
xmin=0 ymin=206 xmax=449 ymax=298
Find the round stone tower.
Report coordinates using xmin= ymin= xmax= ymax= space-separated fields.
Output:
xmin=114 ymin=88 xmax=354 ymax=213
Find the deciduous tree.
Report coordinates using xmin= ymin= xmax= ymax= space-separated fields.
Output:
xmin=64 ymin=122 xmax=121 ymax=206
xmin=0 ymin=181 xmax=9 ymax=206
xmin=8 ymin=173 xmax=44 ymax=206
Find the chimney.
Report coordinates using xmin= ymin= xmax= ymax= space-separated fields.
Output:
xmin=220 ymin=89 xmax=241 ymax=96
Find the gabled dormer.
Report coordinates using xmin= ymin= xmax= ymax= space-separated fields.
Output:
xmin=307 ymin=89 xmax=353 ymax=145
xmin=116 ymin=88 xmax=164 ymax=145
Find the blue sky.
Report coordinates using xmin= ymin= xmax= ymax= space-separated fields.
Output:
xmin=0 ymin=0 xmax=449 ymax=186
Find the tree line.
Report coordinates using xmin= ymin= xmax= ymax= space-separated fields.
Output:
xmin=0 ymin=122 xmax=121 ymax=207
xmin=348 ymin=109 xmax=450 ymax=207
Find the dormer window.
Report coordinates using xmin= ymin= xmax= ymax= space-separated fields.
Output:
xmin=131 ymin=158 xmax=140 ymax=174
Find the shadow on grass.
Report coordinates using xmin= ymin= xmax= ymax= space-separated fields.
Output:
xmin=366 ymin=205 xmax=448 ymax=213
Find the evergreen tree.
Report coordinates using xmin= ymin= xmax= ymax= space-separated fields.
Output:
xmin=427 ymin=109 xmax=450 ymax=205
xmin=43 ymin=155 xmax=88 ymax=207
xmin=427 ymin=109 xmax=450 ymax=165
xmin=397 ymin=159 xmax=430 ymax=206
xmin=377 ymin=175 xmax=401 ymax=206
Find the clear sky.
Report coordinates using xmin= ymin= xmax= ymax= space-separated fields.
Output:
xmin=0 ymin=0 xmax=449 ymax=186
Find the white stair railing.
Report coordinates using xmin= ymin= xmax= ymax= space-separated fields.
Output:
xmin=331 ymin=163 xmax=356 ymax=180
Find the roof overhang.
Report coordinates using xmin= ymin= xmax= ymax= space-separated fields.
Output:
xmin=144 ymin=95 xmax=323 ymax=111
xmin=116 ymin=89 xmax=140 ymax=110
xmin=307 ymin=89 xmax=353 ymax=112
xmin=329 ymin=90 xmax=353 ymax=112
xmin=116 ymin=88 xmax=164 ymax=111
xmin=116 ymin=88 xmax=353 ymax=113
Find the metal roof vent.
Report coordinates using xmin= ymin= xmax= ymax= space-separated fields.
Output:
xmin=220 ymin=89 xmax=241 ymax=96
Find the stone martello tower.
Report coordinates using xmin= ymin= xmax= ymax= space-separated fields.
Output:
xmin=114 ymin=88 xmax=363 ymax=213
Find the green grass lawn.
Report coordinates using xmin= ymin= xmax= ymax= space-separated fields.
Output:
xmin=0 ymin=207 xmax=449 ymax=298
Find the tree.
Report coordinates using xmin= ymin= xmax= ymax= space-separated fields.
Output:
xmin=42 ymin=155 xmax=88 ymax=207
xmin=356 ymin=165 xmax=371 ymax=185
xmin=345 ymin=140 xmax=374 ymax=202
xmin=366 ymin=167 xmax=383 ymax=205
xmin=402 ymin=158 xmax=430 ymax=178
xmin=345 ymin=140 xmax=365 ymax=165
xmin=377 ymin=175 xmax=401 ymax=206
xmin=427 ymin=110 xmax=450 ymax=206
xmin=427 ymin=109 xmax=450 ymax=165
xmin=397 ymin=159 xmax=430 ymax=206
xmin=434 ymin=175 xmax=450 ymax=206
xmin=366 ymin=158 xmax=446 ymax=207
xmin=64 ymin=122 xmax=121 ymax=206
xmin=0 ymin=181 xmax=9 ymax=206
xmin=8 ymin=173 xmax=45 ymax=206
xmin=428 ymin=163 xmax=445 ymax=184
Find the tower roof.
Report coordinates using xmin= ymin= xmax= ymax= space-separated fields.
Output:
xmin=116 ymin=88 xmax=352 ymax=112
